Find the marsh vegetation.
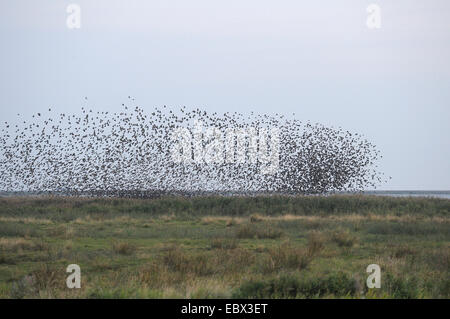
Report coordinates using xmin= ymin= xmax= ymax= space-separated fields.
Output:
xmin=0 ymin=195 xmax=448 ymax=298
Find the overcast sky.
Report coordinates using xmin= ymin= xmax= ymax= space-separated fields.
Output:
xmin=0 ymin=0 xmax=449 ymax=190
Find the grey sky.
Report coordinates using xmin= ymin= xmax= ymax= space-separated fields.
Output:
xmin=0 ymin=0 xmax=449 ymax=190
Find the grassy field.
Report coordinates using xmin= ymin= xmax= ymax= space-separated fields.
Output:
xmin=0 ymin=195 xmax=449 ymax=299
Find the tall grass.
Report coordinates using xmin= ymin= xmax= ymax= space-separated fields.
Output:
xmin=0 ymin=195 xmax=448 ymax=221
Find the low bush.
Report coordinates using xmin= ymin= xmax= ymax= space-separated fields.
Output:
xmin=233 ymin=272 xmax=357 ymax=298
xmin=162 ymin=246 xmax=216 ymax=276
xmin=383 ymin=273 xmax=419 ymax=299
xmin=112 ymin=241 xmax=137 ymax=255
xmin=210 ymin=238 xmax=238 ymax=250
xmin=260 ymin=243 xmax=311 ymax=273
xmin=330 ymin=229 xmax=357 ymax=248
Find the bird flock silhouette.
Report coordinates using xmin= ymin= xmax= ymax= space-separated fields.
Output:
xmin=0 ymin=100 xmax=386 ymax=197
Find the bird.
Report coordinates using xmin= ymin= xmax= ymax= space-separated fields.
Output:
xmin=0 ymin=99 xmax=387 ymax=198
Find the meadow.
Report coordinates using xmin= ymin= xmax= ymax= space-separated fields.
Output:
xmin=0 ymin=195 xmax=448 ymax=298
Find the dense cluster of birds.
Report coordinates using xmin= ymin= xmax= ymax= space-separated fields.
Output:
xmin=0 ymin=100 xmax=387 ymax=197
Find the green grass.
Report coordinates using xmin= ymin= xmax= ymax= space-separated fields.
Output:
xmin=0 ymin=195 xmax=448 ymax=299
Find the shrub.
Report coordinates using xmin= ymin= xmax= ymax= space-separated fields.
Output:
xmin=10 ymin=275 xmax=36 ymax=299
xmin=330 ymin=229 xmax=357 ymax=248
xmin=235 ymin=224 xmax=256 ymax=238
xmin=112 ymin=241 xmax=137 ymax=255
xmin=233 ymin=272 xmax=357 ymax=298
xmin=260 ymin=243 xmax=311 ymax=273
xmin=138 ymin=262 xmax=176 ymax=288
xmin=162 ymin=246 xmax=215 ymax=276
xmin=210 ymin=238 xmax=238 ymax=250
xmin=383 ymin=273 xmax=419 ymax=298
xmin=30 ymin=263 xmax=66 ymax=293
xmin=219 ymin=248 xmax=255 ymax=274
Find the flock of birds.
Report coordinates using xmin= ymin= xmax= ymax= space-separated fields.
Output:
xmin=0 ymin=100 xmax=386 ymax=198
